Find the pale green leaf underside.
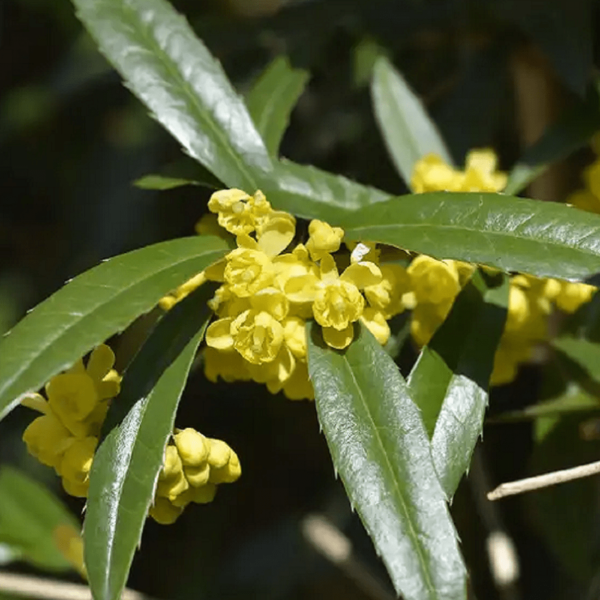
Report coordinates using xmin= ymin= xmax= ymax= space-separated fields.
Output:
xmin=372 ymin=56 xmax=452 ymax=188
xmin=340 ymin=192 xmax=600 ymax=282
xmin=308 ymin=323 xmax=466 ymax=600
xmin=0 ymin=236 xmax=228 ymax=421
xmin=72 ymin=0 xmax=271 ymax=190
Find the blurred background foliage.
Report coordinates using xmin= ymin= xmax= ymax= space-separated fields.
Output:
xmin=2 ymin=0 xmax=600 ymax=599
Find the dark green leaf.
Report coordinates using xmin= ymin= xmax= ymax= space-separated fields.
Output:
xmin=408 ymin=272 xmax=509 ymax=497
xmin=308 ymin=322 xmax=466 ymax=600
xmin=264 ymin=159 xmax=390 ymax=221
xmin=133 ymin=175 xmax=200 ymax=191
xmin=372 ymin=56 xmax=452 ymax=188
xmin=72 ymin=0 xmax=272 ymax=190
xmin=505 ymin=91 xmax=600 ymax=195
xmin=0 ymin=236 xmax=228 ymax=421
xmin=84 ymin=285 xmax=213 ymax=600
xmin=553 ymin=336 xmax=600 ymax=398
xmin=246 ymin=56 xmax=309 ymax=156
xmin=0 ymin=467 xmax=80 ymax=571
xmin=340 ymin=192 xmax=600 ymax=282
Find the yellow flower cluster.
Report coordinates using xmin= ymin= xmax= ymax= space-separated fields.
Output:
xmin=21 ymin=345 xmax=120 ymax=497
xmin=181 ymin=189 xmax=411 ymax=400
xmin=21 ymin=345 xmax=240 ymax=523
xmin=150 ymin=428 xmax=241 ymax=525
xmin=410 ymin=150 xmax=596 ymax=384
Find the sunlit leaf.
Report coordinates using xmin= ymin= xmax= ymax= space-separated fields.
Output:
xmin=308 ymin=323 xmax=467 ymax=600
xmin=408 ymin=271 xmax=509 ymax=497
xmin=84 ymin=285 xmax=213 ymax=600
xmin=133 ymin=175 xmax=200 ymax=191
xmin=72 ymin=0 xmax=272 ymax=190
xmin=340 ymin=192 xmax=600 ymax=282
xmin=0 ymin=236 xmax=228 ymax=421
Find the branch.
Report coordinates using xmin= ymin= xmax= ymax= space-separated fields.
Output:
xmin=487 ymin=459 xmax=600 ymax=501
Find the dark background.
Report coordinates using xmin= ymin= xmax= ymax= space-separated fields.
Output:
xmin=1 ymin=1 xmax=600 ymax=599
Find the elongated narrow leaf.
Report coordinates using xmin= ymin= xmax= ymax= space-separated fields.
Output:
xmin=72 ymin=0 xmax=272 ymax=190
xmin=340 ymin=192 xmax=600 ymax=282
xmin=84 ymin=285 xmax=213 ymax=600
xmin=264 ymin=159 xmax=390 ymax=221
xmin=505 ymin=91 xmax=600 ymax=195
xmin=408 ymin=272 xmax=509 ymax=497
xmin=0 ymin=467 xmax=80 ymax=572
xmin=308 ymin=323 xmax=466 ymax=600
xmin=246 ymin=56 xmax=309 ymax=155
xmin=372 ymin=56 xmax=452 ymax=188
xmin=0 ymin=236 xmax=228 ymax=421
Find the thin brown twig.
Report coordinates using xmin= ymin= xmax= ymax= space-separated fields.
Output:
xmin=487 ymin=459 xmax=600 ymax=501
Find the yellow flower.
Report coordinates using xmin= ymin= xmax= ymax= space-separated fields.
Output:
xmin=156 ymin=446 xmax=189 ymax=501
xmin=22 ymin=412 xmax=73 ymax=469
xmin=230 ymin=309 xmax=285 ymax=364
xmin=224 ymin=244 xmax=275 ymax=298
xmin=364 ymin=263 xmax=411 ymax=318
xmin=462 ymin=149 xmax=507 ymax=192
xmin=408 ymin=255 xmax=460 ymax=306
xmin=203 ymin=347 xmax=251 ymax=383
xmin=208 ymin=189 xmax=271 ymax=236
xmin=174 ymin=428 xmax=209 ymax=467
xmin=149 ymin=497 xmax=184 ymax=525
xmin=360 ymin=308 xmax=391 ymax=345
xmin=286 ymin=254 xmax=380 ymax=337
xmin=59 ymin=437 xmax=97 ymax=496
xmin=411 ymin=154 xmax=462 ymax=193
xmin=305 ymin=220 xmax=344 ymax=261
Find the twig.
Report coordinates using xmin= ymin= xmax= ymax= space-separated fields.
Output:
xmin=487 ymin=459 xmax=600 ymax=500
xmin=0 ymin=571 xmax=153 ymax=600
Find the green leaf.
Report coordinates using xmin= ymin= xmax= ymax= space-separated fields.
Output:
xmin=408 ymin=272 xmax=509 ymax=497
xmin=307 ymin=322 xmax=466 ymax=600
xmin=264 ymin=159 xmax=390 ymax=221
xmin=371 ymin=56 xmax=452 ymax=189
xmin=72 ymin=0 xmax=272 ymax=190
xmin=133 ymin=174 xmax=200 ymax=191
xmin=505 ymin=91 xmax=600 ymax=195
xmin=491 ymin=386 xmax=600 ymax=425
xmin=0 ymin=236 xmax=228 ymax=422
xmin=84 ymin=285 xmax=213 ymax=600
xmin=0 ymin=467 xmax=80 ymax=571
xmin=339 ymin=192 xmax=600 ymax=281
xmin=246 ymin=56 xmax=309 ymax=156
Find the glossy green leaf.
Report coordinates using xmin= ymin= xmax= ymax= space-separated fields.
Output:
xmin=0 ymin=236 xmax=228 ymax=421
xmin=84 ymin=285 xmax=213 ymax=600
xmin=72 ymin=0 xmax=272 ymax=190
xmin=505 ymin=91 xmax=600 ymax=195
xmin=340 ymin=192 xmax=600 ymax=281
xmin=0 ymin=467 xmax=80 ymax=571
xmin=408 ymin=272 xmax=509 ymax=497
xmin=133 ymin=174 xmax=200 ymax=191
xmin=372 ymin=56 xmax=452 ymax=188
xmin=307 ymin=322 xmax=466 ymax=600
xmin=246 ymin=56 xmax=309 ymax=155
xmin=264 ymin=159 xmax=390 ymax=221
